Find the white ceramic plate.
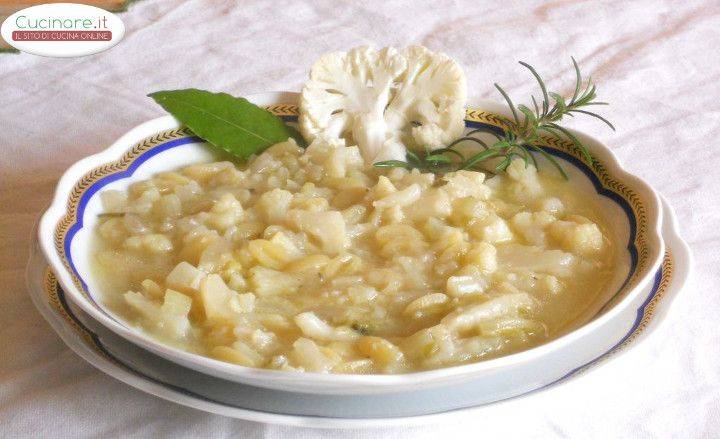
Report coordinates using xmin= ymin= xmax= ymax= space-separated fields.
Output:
xmin=26 ymin=196 xmax=689 ymax=427
xmin=38 ymin=92 xmax=666 ymax=394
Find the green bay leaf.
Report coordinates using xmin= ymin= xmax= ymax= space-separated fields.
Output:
xmin=148 ymin=89 xmax=305 ymax=160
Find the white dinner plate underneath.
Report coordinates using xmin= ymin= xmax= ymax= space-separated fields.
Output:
xmin=26 ymin=196 xmax=690 ymax=428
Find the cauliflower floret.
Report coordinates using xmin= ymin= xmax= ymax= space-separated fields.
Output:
xmin=199 ymin=274 xmax=253 ymax=323
xmin=388 ymin=46 xmax=467 ymax=149
xmin=304 ymin=136 xmax=363 ymax=178
xmin=299 ymin=45 xmax=467 ymax=165
xmin=506 ymin=158 xmax=542 ymax=201
xmin=510 ymin=211 xmax=556 ymax=246
xmin=165 ymin=261 xmax=205 ymax=292
xmin=288 ymin=209 xmax=347 ymax=254
xmin=550 ymin=217 xmax=604 ymax=256
xmin=208 ymin=193 xmax=243 ymax=231
xmin=471 ymin=213 xmax=514 ymax=243
xmin=256 ymin=188 xmax=293 ymax=223
xmin=125 ymin=289 xmax=192 ymax=340
xmin=408 ymin=189 xmax=452 ymax=221
xmin=441 ymin=170 xmax=490 ymax=200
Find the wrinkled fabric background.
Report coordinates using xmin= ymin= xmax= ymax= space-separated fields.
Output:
xmin=1 ymin=0 xmax=719 ymax=437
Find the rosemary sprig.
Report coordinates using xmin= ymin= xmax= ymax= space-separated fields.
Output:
xmin=374 ymin=58 xmax=614 ymax=178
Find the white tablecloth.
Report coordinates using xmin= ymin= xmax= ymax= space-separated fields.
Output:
xmin=1 ymin=0 xmax=718 ymax=437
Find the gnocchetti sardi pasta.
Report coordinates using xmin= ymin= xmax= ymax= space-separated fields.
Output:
xmin=92 ymin=136 xmax=615 ymax=374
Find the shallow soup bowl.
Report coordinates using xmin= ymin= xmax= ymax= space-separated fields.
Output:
xmin=38 ymin=92 xmax=664 ymax=396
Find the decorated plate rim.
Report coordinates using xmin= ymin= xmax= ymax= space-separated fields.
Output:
xmin=37 ymin=93 xmax=666 ymax=388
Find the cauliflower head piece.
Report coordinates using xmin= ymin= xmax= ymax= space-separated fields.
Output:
xmin=299 ymin=45 xmax=467 ymax=165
